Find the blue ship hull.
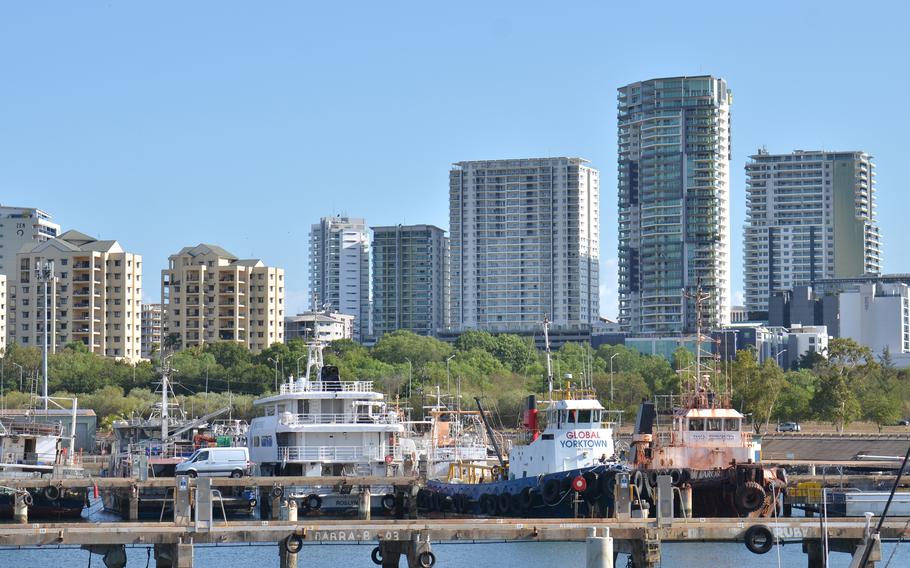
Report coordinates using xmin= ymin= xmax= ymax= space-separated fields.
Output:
xmin=425 ymin=463 xmax=628 ymax=518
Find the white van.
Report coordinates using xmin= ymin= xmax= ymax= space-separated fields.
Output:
xmin=175 ymin=447 xmax=252 ymax=478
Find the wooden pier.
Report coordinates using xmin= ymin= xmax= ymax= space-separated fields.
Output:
xmin=1 ymin=517 xmax=908 ymax=567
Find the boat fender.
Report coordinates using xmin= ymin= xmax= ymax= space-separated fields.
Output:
xmin=285 ymin=534 xmax=303 ymax=555
xmin=582 ymin=471 xmax=601 ymax=497
xmin=453 ymin=492 xmax=467 ymax=514
xmin=560 ymin=476 xmax=573 ymax=492
xmin=430 ymin=491 xmax=443 ymax=512
xmin=44 ymin=485 xmax=61 ymax=502
xmin=542 ymin=479 xmax=562 ymax=505
xmin=22 ymin=492 xmax=34 ymax=507
xmin=600 ymin=471 xmax=616 ymax=497
xmin=417 ymin=550 xmax=437 ymax=568
xmin=517 ymin=487 xmax=534 ymax=510
xmin=743 ymin=525 xmax=773 ymax=555
xmin=371 ymin=546 xmax=383 ymax=565
xmin=572 ymin=475 xmax=588 ymax=493
xmin=306 ymin=494 xmax=322 ymax=511
xmin=669 ymin=469 xmax=683 ymax=486
xmin=381 ymin=493 xmax=396 ymax=511
xmin=497 ymin=492 xmax=513 ymax=515
xmin=270 ymin=486 xmax=284 ymax=499
xmin=647 ymin=470 xmax=659 ymax=487
xmin=480 ymin=494 xmax=497 ymax=516
xmin=416 ymin=489 xmax=430 ymax=511
xmin=736 ymin=481 xmax=766 ymax=513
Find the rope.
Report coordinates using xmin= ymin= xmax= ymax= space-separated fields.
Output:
xmin=883 ymin=516 xmax=910 ymax=568
xmin=146 ymin=545 xmax=151 ymax=568
xmin=87 ymin=548 xmax=91 ymax=567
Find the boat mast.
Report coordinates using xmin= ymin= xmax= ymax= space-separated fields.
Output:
xmin=543 ymin=316 xmax=553 ymax=400
xmin=160 ymin=363 xmax=169 ymax=442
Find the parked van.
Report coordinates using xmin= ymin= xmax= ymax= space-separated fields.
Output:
xmin=175 ymin=447 xmax=251 ymax=478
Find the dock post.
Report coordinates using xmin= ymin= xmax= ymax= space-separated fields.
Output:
xmin=586 ymin=527 xmax=614 ymax=568
xmin=803 ymin=539 xmax=824 ymax=568
xmin=629 ymin=531 xmax=660 ymax=568
xmin=270 ymin=492 xmax=282 ymax=520
xmin=279 ymin=539 xmax=298 ymax=568
xmin=378 ymin=540 xmax=404 ymax=568
xmin=359 ymin=486 xmax=371 ymax=520
xmin=288 ymin=499 xmax=298 ymax=522
xmin=13 ymin=492 xmax=28 ymax=524
xmin=129 ymin=485 xmax=140 ymax=521
xmin=175 ymin=540 xmax=194 ymax=568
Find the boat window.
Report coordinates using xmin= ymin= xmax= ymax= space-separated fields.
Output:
xmin=253 ymin=436 xmax=260 ymax=447
xmin=706 ymin=418 xmax=723 ymax=431
xmin=578 ymin=410 xmax=592 ymax=423
xmin=725 ymin=419 xmax=741 ymax=431
xmin=266 ymin=406 xmax=275 ymax=416
xmin=592 ymin=410 xmax=601 ymax=423
xmin=688 ymin=419 xmax=705 ymax=431
xmin=261 ymin=435 xmax=273 ymax=447
xmin=567 ymin=410 xmax=577 ymax=424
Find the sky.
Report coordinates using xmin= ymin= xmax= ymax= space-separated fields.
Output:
xmin=2 ymin=1 xmax=908 ymax=319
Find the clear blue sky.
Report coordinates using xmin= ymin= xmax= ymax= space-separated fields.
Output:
xmin=2 ymin=1 xmax=907 ymax=318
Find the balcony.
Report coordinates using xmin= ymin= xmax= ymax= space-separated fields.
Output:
xmin=278 ymin=412 xmax=400 ymax=426
xmin=279 ymin=381 xmax=375 ymax=394
xmin=277 ymin=445 xmax=400 ymax=463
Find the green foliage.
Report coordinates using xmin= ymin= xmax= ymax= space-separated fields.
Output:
xmin=731 ymin=349 xmax=786 ymax=433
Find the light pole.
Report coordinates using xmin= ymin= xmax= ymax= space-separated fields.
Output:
xmin=609 ymin=353 xmax=619 ymax=404
xmin=268 ymin=357 xmax=279 ymax=391
xmin=775 ymin=348 xmax=788 ymax=368
xmin=296 ymin=355 xmax=307 ymax=379
xmin=446 ymin=354 xmax=456 ymax=396
xmin=36 ymin=260 xmax=55 ymax=411
xmin=404 ymin=358 xmax=412 ymax=399
xmin=12 ymin=363 xmax=23 ymax=392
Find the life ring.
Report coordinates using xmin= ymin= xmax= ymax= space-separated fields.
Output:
xmin=744 ymin=525 xmax=774 ymax=555
xmin=371 ymin=546 xmax=383 ymax=565
xmin=381 ymin=493 xmax=396 ymax=511
xmin=270 ymin=486 xmax=284 ymax=499
xmin=736 ymin=481 xmax=766 ymax=513
xmin=384 ymin=454 xmax=394 ymax=466
xmin=305 ymin=494 xmax=322 ymax=511
xmin=284 ymin=534 xmax=303 ymax=554
xmin=497 ymin=492 xmax=513 ymax=515
xmin=542 ymin=478 xmax=562 ymax=505
xmin=44 ymin=485 xmax=61 ymax=502
xmin=417 ymin=550 xmax=437 ymax=568
xmin=572 ymin=475 xmax=587 ymax=493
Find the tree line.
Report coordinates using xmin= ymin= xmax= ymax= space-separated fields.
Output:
xmin=0 ymin=331 xmax=907 ymax=432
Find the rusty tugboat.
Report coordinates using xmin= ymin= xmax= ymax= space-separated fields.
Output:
xmin=628 ymin=289 xmax=787 ymax=518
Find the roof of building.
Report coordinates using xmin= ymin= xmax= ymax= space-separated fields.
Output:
xmin=19 ymin=230 xmax=125 ymax=255
xmin=174 ymin=243 xmax=238 ymax=260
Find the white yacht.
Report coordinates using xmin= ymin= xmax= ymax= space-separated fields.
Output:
xmin=248 ymin=341 xmax=411 ymax=513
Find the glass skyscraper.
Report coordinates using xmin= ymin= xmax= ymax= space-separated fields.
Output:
xmin=617 ymin=76 xmax=732 ymax=334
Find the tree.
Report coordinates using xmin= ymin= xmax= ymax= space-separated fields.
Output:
xmin=205 ymin=341 xmax=251 ymax=369
xmin=772 ymin=370 xmax=816 ymax=423
xmin=371 ymin=331 xmax=452 ymax=367
xmin=811 ymin=338 xmax=878 ymax=432
xmin=731 ymin=349 xmax=785 ymax=433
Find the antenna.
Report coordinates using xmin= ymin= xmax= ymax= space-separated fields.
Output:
xmin=543 ymin=316 xmax=553 ymax=400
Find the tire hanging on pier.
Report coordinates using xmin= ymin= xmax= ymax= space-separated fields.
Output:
xmin=417 ymin=550 xmax=437 ymax=568
xmin=371 ymin=546 xmax=383 ymax=565
xmin=743 ymin=525 xmax=774 ymax=555
xmin=284 ymin=534 xmax=303 ymax=555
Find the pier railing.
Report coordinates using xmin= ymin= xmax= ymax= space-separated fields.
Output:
xmin=278 ymin=445 xmax=401 ymax=462
xmin=279 ymin=412 xmax=401 ymax=426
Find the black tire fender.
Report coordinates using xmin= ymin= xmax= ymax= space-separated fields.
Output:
xmin=480 ymin=494 xmax=497 ymax=516
xmin=736 ymin=481 xmax=766 ymax=513
xmin=306 ymin=494 xmax=322 ymax=511
xmin=22 ymin=492 xmax=34 ymax=507
xmin=284 ymin=534 xmax=303 ymax=555
xmin=744 ymin=525 xmax=774 ymax=555
xmin=371 ymin=546 xmax=383 ymax=565
xmin=417 ymin=550 xmax=437 ymax=568
xmin=582 ymin=471 xmax=601 ymax=497
xmin=381 ymin=493 xmax=396 ymax=511
xmin=497 ymin=492 xmax=513 ymax=515
xmin=517 ymin=486 xmax=534 ymax=510
xmin=44 ymin=485 xmax=61 ymax=502
xmin=542 ymin=478 xmax=562 ymax=505
xmin=270 ymin=485 xmax=284 ymax=499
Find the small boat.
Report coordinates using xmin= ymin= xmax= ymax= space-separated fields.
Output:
xmin=628 ymin=290 xmax=787 ymax=518
xmin=248 ymin=340 xmax=414 ymax=515
xmin=0 ymin=405 xmax=89 ymax=519
xmin=424 ymin=319 xmax=628 ymax=518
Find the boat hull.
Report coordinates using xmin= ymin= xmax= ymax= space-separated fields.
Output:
xmin=0 ymin=488 xmax=87 ymax=520
xmin=426 ymin=464 xmax=629 ymax=518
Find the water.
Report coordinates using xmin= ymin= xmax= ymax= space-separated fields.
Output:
xmin=1 ymin=540 xmax=909 ymax=568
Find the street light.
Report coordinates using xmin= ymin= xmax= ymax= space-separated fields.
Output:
xmin=775 ymin=348 xmax=788 ymax=368
xmin=446 ymin=354 xmax=456 ymax=396
xmin=35 ymin=260 xmax=55 ymax=411
xmin=296 ymin=355 xmax=307 ymax=379
xmin=609 ymin=353 xmax=619 ymax=404
xmin=268 ymin=357 xmax=279 ymax=391
xmin=404 ymin=358 xmax=413 ymax=399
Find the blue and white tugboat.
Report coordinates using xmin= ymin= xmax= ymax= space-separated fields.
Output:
xmin=424 ymin=320 xmax=627 ymax=518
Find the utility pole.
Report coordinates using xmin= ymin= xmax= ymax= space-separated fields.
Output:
xmin=610 ymin=353 xmax=619 ymax=404
xmin=268 ymin=357 xmax=279 ymax=391
xmin=35 ymin=260 xmax=55 ymax=411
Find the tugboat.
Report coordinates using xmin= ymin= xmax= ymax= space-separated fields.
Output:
xmin=0 ymin=398 xmax=89 ymax=519
xmin=628 ymin=289 xmax=787 ymax=518
xmin=248 ymin=340 xmax=413 ymax=515
xmin=424 ymin=319 xmax=628 ymax=518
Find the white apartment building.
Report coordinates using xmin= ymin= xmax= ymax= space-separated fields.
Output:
xmin=618 ymin=76 xmax=732 ymax=333
xmin=0 ymin=275 xmax=6 ymax=353
xmin=140 ymin=303 xmax=163 ymax=359
xmin=161 ymin=244 xmax=285 ymax=354
xmin=284 ymin=311 xmax=354 ymax=343
xmin=309 ymin=216 xmax=371 ymax=341
xmin=10 ymin=230 xmax=143 ymax=362
xmin=449 ymin=157 xmax=599 ymax=333
xmin=0 ymin=205 xmax=60 ymax=281
xmin=744 ymin=150 xmax=881 ymax=314
xmin=840 ymin=282 xmax=910 ymax=366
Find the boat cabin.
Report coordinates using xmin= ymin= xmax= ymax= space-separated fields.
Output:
xmin=508 ymin=399 xmax=617 ymax=479
xmin=643 ymin=407 xmax=760 ymax=470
